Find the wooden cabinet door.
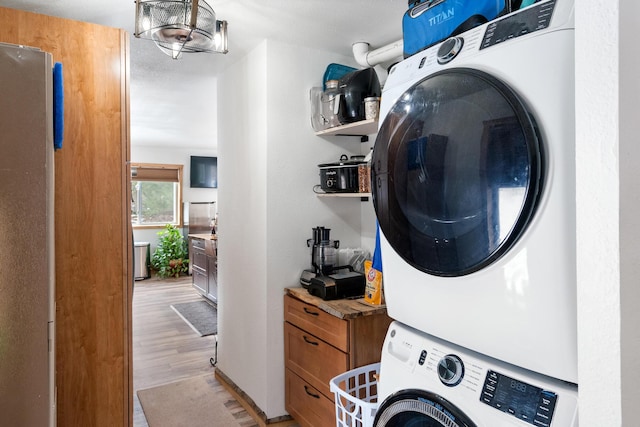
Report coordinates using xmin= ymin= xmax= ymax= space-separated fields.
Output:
xmin=0 ymin=7 xmax=131 ymax=427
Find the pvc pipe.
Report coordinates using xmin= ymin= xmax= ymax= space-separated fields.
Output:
xmin=352 ymin=40 xmax=404 ymax=68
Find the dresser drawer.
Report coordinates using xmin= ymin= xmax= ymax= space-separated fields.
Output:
xmin=285 ymin=368 xmax=335 ymax=427
xmin=192 ymin=268 xmax=207 ymax=295
xmin=284 ymin=321 xmax=348 ymax=400
xmin=191 ymin=237 xmax=206 ymax=250
xmin=284 ymin=294 xmax=348 ymax=352
xmin=192 ymin=249 xmax=207 ymax=270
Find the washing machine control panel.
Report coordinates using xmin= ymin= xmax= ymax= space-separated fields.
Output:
xmin=481 ymin=370 xmax=558 ymax=427
xmin=481 ymin=0 xmax=556 ymax=50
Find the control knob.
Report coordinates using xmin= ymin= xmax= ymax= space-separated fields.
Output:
xmin=437 ymin=37 xmax=464 ymax=64
xmin=438 ymin=354 xmax=464 ymax=386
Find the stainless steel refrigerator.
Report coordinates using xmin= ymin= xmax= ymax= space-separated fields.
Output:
xmin=0 ymin=42 xmax=56 ymax=426
xmin=187 ymin=201 xmax=216 ymax=235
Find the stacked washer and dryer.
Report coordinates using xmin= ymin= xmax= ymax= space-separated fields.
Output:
xmin=370 ymin=0 xmax=579 ymax=425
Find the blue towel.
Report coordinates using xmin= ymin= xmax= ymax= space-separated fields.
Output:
xmin=53 ymin=62 xmax=64 ymax=150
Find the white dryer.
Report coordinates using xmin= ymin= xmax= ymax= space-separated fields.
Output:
xmin=374 ymin=321 xmax=578 ymax=427
xmin=371 ymin=0 xmax=577 ymax=383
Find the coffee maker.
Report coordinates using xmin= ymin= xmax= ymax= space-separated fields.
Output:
xmin=300 ymin=226 xmax=365 ymax=300
xmin=300 ymin=226 xmax=339 ymax=287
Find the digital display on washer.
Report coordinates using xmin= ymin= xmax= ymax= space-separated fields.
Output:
xmin=481 ymin=0 xmax=556 ymax=49
xmin=481 ymin=370 xmax=557 ymax=427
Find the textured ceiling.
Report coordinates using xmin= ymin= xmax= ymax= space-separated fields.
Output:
xmin=0 ymin=0 xmax=406 ymax=148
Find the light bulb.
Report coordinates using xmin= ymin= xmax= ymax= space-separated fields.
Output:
xmin=142 ymin=16 xmax=151 ymax=31
xmin=171 ymin=42 xmax=182 ymax=59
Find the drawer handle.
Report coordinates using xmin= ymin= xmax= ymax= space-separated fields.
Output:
xmin=303 ymin=307 xmax=320 ymax=316
xmin=303 ymin=335 xmax=319 ymax=346
xmin=304 ymin=386 xmax=320 ymax=399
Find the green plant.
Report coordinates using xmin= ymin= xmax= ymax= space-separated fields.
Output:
xmin=151 ymin=224 xmax=189 ymax=278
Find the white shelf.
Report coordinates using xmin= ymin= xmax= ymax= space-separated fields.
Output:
xmin=314 ymin=119 xmax=378 ymax=137
xmin=316 ymin=192 xmax=371 ymax=198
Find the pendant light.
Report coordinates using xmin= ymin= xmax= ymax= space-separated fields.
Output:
xmin=134 ymin=0 xmax=228 ymax=60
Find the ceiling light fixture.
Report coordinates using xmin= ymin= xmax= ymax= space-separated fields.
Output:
xmin=134 ymin=0 xmax=228 ymax=60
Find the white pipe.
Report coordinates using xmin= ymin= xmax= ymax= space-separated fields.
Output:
xmin=352 ymin=40 xmax=404 ymax=68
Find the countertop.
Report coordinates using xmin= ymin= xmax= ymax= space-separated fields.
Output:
xmin=285 ymin=287 xmax=387 ymax=320
xmin=188 ymin=233 xmax=217 ymax=240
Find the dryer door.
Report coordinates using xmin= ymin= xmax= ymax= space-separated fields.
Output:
xmin=374 ymin=389 xmax=477 ymax=427
xmin=372 ymin=67 xmax=543 ymax=276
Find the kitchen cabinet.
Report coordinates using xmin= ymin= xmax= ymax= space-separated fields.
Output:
xmin=189 ymin=235 xmax=218 ymax=304
xmin=284 ymin=288 xmax=391 ymax=427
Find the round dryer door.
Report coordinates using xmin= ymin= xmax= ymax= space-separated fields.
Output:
xmin=374 ymin=390 xmax=477 ymax=427
xmin=372 ymin=67 xmax=543 ymax=276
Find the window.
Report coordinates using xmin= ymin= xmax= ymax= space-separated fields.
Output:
xmin=131 ymin=163 xmax=183 ymax=228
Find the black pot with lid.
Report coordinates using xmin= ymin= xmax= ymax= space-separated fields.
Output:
xmin=318 ymin=154 xmax=367 ymax=193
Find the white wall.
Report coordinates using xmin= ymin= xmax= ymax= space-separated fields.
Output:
xmin=217 ymin=40 xmax=270 ymax=415
xmin=216 ymin=39 xmax=369 ymax=418
xmin=618 ymin=1 xmax=640 ymax=422
xmin=576 ymin=1 xmax=640 ymax=425
xmin=131 ymin=145 xmax=217 ymax=251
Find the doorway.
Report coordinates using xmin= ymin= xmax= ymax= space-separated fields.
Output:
xmin=131 ymin=275 xmax=216 ymax=426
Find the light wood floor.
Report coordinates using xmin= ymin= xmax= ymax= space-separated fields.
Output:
xmin=132 ymin=275 xmax=220 ymax=426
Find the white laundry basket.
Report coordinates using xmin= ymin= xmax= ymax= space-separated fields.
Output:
xmin=330 ymin=362 xmax=380 ymax=427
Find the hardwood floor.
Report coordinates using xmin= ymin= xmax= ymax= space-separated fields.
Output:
xmin=132 ymin=275 xmax=218 ymax=426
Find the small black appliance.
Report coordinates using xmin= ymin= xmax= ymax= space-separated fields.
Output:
xmin=308 ymin=267 xmax=366 ymax=300
xmin=300 ymin=226 xmax=339 ymax=288
xmin=299 ymin=226 xmax=365 ymax=300
xmin=337 ymin=68 xmax=381 ymax=123
xmin=318 ymin=154 xmax=367 ymax=193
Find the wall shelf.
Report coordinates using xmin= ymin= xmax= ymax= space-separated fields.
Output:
xmin=316 ymin=192 xmax=370 ymax=201
xmin=312 ymin=117 xmax=375 ymax=200
xmin=314 ymin=119 xmax=378 ymax=141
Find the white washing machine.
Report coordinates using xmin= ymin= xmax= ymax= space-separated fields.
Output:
xmin=374 ymin=321 xmax=578 ymax=427
xmin=371 ymin=0 xmax=577 ymax=384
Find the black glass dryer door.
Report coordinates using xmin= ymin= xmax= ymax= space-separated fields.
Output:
xmin=374 ymin=390 xmax=477 ymax=427
xmin=372 ymin=68 xmax=543 ymax=276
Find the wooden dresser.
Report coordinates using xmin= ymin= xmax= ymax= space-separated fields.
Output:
xmin=284 ymin=287 xmax=391 ymax=427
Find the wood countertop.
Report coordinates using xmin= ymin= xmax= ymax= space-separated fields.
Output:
xmin=188 ymin=233 xmax=217 ymax=240
xmin=285 ymin=287 xmax=387 ymax=320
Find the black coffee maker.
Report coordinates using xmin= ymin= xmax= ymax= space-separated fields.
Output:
xmin=300 ymin=226 xmax=366 ymax=300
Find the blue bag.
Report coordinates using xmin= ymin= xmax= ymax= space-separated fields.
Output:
xmin=372 ymin=222 xmax=383 ymax=273
xmin=403 ymin=0 xmax=507 ymax=58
